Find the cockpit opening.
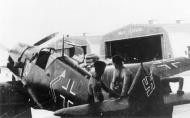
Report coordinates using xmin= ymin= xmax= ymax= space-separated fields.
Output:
xmin=36 ymin=49 xmax=51 ymax=69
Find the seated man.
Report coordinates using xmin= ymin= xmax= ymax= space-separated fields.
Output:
xmin=88 ymin=61 xmax=118 ymax=103
xmin=110 ymin=55 xmax=132 ymax=97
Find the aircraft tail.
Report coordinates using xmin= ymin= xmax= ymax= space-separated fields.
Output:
xmin=127 ymin=63 xmax=164 ymax=117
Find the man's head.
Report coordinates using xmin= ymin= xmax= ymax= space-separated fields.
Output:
xmin=112 ymin=55 xmax=123 ymax=68
xmin=85 ymin=53 xmax=99 ymax=66
xmin=94 ymin=61 xmax=106 ymax=76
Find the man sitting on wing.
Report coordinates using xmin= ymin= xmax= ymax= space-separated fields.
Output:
xmin=88 ymin=60 xmax=119 ymax=103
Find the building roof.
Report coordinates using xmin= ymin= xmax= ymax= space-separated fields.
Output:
xmin=102 ymin=23 xmax=190 ymax=41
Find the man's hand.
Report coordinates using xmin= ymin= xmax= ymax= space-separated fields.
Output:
xmin=109 ymin=91 xmax=120 ymax=98
xmin=177 ymin=90 xmax=184 ymax=96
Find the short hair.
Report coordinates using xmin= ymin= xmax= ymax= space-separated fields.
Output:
xmin=94 ymin=61 xmax=106 ymax=70
xmin=112 ymin=55 xmax=123 ymax=65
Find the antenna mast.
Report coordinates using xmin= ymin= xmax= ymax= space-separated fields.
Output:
xmin=62 ymin=35 xmax=64 ymax=57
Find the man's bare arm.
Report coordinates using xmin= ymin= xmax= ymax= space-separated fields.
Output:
xmin=101 ymin=81 xmax=120 ymax=97
xmin=101 ymin=81 xmax=110 ymax=93
xmin=121 ymin=71 xmax=131 ymax=96
xmin=162 ymin=77 xmax=184 ymax=95
xmin=110 ymin=71 xmax=116 ymax=90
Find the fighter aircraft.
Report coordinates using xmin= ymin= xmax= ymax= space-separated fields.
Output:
xmin=1 ymin=33 xmax=190 ymax=118
xmin=0 ymin=32 xmax=90 ymax=118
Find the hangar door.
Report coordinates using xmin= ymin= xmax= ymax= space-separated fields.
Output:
xmin=105 ymin=35 xmax=163 ymax=63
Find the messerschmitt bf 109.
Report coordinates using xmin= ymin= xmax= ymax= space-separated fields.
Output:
xmin=0 ymin=32 xmax=190 ymax=118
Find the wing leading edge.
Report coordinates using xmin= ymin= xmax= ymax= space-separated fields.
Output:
xmin=54 ymin=97 xmax=129 ymax=117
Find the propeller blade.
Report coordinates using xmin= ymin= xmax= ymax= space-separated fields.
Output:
xmin=0 ymin=44 xmax=9 ymax=52
xmin=9 ymin=49 xmax=20 ymax=55
xmin=33 ymin=32 xmax=59 ymax=46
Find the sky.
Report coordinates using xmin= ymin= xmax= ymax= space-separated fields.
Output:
xmin=0 ymin=0 xmax=190 ymax=48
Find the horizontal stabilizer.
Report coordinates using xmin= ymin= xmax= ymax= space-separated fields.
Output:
xmin=54 ymin=97 xmax=129 ymax=117
xmin=164 ymin=92 xmax=190 ymax=106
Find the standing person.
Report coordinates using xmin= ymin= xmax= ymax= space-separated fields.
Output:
xmin=88 ymin=61 xmax=118 ymax=103
xmin=110 ymin=55 xmax=132 ymax=97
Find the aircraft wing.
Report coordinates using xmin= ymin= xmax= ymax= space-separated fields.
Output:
xmin=53 ymin=92 xmax=190 ymax=117
xmin=151 ymin=57 xmax=190 ymax=78
xmin=164 ymin=92 xmax=190 ymax=106
xmin=54 ymin=97 xmax=129 ymax=117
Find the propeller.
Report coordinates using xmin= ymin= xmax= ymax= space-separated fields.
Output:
xmin=1 ymin=32 xmax=58 ymax=55
xmin=0 ymin=44 xmax=9 ymax=51
xmin=33 ymin=32 xmax=59 ymax=46
xmin=17 ymin=32 xmax=59 ymax=63
xmin=0 ymin=44 xmax=22 ymax=56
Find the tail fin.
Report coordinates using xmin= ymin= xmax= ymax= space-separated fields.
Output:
xmin=127 ymin=63 xmax=164 ymax=116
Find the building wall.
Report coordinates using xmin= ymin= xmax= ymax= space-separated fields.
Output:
xmin=100 ymin=24 xmax=174 ymax=60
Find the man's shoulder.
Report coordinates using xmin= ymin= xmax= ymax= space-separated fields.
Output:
xmin=89 ymin=75 xmax=98 ymax=84
xmin=122 ymin=67 xmax=132 ymax=75
xmin=89 ymin=76 xmax=95 ymax=84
